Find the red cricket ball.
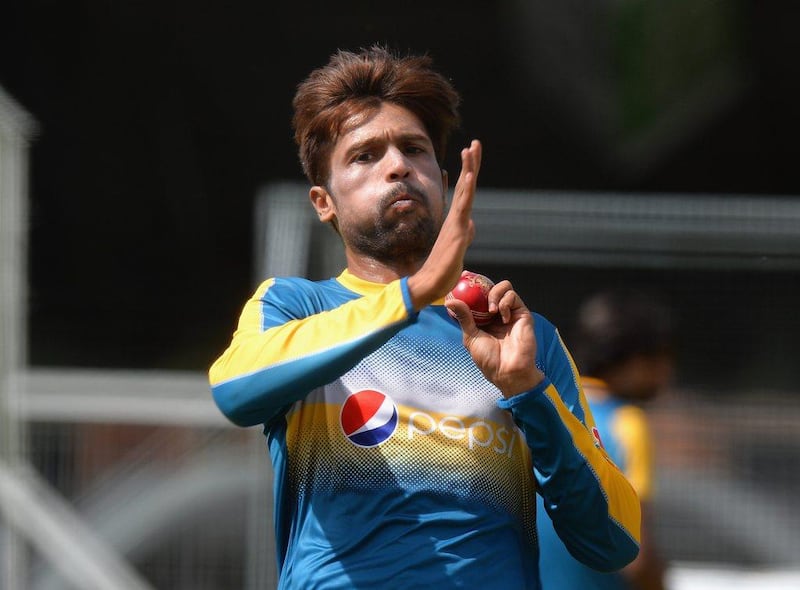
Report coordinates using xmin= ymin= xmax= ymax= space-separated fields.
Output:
xmin=445 ymin=270 xmax=496 ymax=326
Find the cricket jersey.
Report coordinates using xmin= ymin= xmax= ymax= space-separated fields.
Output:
xmin=537 ymin=377 xmax=654 ymax=590
xmin=209 ymin=271 xmax=641 ymax=589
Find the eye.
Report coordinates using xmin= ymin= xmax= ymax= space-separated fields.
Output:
xmin=350 ymin=146 xmax=379 ymax=164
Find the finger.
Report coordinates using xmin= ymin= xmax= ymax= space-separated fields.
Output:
xmin=497 ymin=289 xmax=527 ymax=324
xmin=469 ymin=139 xmax=482 ymax=177
xmin=498 ymin=291 xmax=515 ymax=323
xmin=487 ymin=279 xmax=514 ymax=314
xmin=451 ymin=140 xmax=482 ymax=215
xmin=461 ymin=140 xmax=482 ymax=188
xmin=445 ymin=298 xmax=479 ymax=335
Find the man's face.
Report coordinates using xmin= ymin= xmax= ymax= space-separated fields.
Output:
xmin=311 ymin=102 xmax=447 ymax=265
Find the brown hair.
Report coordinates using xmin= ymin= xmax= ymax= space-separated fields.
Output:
xmin=292 ymin=45 xmax=461 ymax=186
xmin=571 ymin=288 xmax=676 ymax=378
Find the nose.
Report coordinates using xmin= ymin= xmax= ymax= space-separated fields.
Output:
xmin=384 ymin=146 xmax=411 ymax=181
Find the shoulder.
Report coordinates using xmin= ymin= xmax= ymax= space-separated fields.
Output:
xmin=256 ymin=276 xmax=346 ymax=300
xmin=610 ymin=403 xmax=656 ymax=499
xmin=612 ymin=404 xmax=651 ymax=441
xmin=531 ymin=311 xmax=558 ymax=340
xmin=256 ymin=275 xmax=324 ymax=293
xmin=531 ymin=311 xmax=569 ymax=361
xmin=254 ymin=276 xmax=355 ymax=318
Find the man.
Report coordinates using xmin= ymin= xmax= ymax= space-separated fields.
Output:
xmin=537 ymin=289 xmax=675 ymax=590
xmin=209 ymin=45 xmax=640 ymax=589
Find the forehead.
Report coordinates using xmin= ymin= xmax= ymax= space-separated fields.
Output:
xmin=336 ymin=102 xmax=431 ymax=149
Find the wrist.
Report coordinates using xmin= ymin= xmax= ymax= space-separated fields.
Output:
xmin=500 ymin=368 xmax=545 ymax=399
xmin=406 ymin=274 xmax=427 ymax=312
xmin=407 ymin=270 xmax=441 ymax=312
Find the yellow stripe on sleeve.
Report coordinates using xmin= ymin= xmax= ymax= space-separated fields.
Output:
xmin=209 ymin=277 xmax=412 ymax=387
xmin=542 ymin=383 xmax=642 ymax=544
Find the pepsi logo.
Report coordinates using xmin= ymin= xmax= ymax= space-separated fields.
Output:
xmin=340 ymin=390 xmax=398 ymax=447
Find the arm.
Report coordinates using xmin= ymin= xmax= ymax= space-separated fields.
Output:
xmin=209 ymin=277 xmax=415 ymax=427
xmin=446 ymin=292 xmax=641 ymax=572
xmin=499 ymin=344 xmax=641 ymax=572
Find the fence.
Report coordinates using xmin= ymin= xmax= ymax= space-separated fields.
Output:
xmin=2 ymin=182 xmax=800 ymax=588
xmin=3 ymin=370 xmax=799 ymax=589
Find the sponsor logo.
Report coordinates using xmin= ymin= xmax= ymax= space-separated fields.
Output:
xmin=591 ymin=426 xmax=604 ymax=449
xmin=340 ymin=390 xmax=398 ymax=447
xmin=340 ymin=391 xmax=519 ymax=457
xmin=408 ymin=412 xmax=518 ymax=457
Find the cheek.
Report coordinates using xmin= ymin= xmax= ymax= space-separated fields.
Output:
xmin=327 ymin=173 xmax=352 ymax=199
xmin=429 ymin=183 xmax=447 ymax=218
xmin=423 ymin=166 xmax=446 ymax=202
xmin=329 ymin=165 xmax=373 ymax=202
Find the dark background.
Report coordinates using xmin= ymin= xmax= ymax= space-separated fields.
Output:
xmin=2 ymin=1 xmax=799 ymax=391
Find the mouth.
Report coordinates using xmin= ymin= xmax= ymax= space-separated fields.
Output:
xmin=389 ymin=197 xmax=424 ymax=216
xmin=386 ymin=186 xmax=426 ymax=212
xmin=390 ymin=193 xmax=419 ymax=206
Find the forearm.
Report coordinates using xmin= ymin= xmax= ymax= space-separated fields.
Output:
xmin=500 ymin=381 xmax=641 ymax=571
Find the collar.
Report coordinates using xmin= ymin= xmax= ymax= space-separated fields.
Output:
xmin=335 ymin=269 xmax=388 ymax=297
xmin=335 ymin=269 xmax=446 ymax=304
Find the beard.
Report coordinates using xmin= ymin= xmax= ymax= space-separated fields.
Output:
xmin=339 ymin=183 xmax=443 ymax=266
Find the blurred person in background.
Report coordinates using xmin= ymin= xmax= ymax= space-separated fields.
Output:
xmin=208 ymin=45 xmax=641 ymax=589
xmin=537 ymin=288 xmax=676 ymax=590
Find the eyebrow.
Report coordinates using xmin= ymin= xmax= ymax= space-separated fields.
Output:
xmin=342 ymin=132 xmax=432 ymax=160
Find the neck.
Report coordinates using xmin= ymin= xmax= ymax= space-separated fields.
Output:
xmin=344 ymin=250 xmax=425 ymax=283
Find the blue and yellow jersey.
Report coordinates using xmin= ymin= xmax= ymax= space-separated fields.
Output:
xmin=209 ymin=271 xmax=640 ymax=589
xmin=537 ymin=377 xmax=653 ymax=589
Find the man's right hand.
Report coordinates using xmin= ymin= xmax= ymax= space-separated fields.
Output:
xmin=408 ymin=139 xmax=482 ymax=310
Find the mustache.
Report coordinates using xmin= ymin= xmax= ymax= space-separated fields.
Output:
xmin=379 ymin=182 xmax=429 ymax=209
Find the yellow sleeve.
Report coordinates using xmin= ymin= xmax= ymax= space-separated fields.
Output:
xmin=209 ymin=276 xmax=415 ymax=427
xmin=612 ymin=405 xmax=655 ymax=501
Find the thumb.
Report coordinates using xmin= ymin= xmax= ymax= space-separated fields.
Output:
xmin=445 ymin=298 xmax=479 ymax=333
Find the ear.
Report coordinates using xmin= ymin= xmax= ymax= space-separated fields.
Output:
xmin=309 ymin=185 xmax=336 ymax=223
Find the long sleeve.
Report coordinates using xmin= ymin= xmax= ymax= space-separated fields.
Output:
xmin=209 ymin=274 xmax=417 ymax=427
xmin=499 ymin=318 xmax=642 ymax=572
